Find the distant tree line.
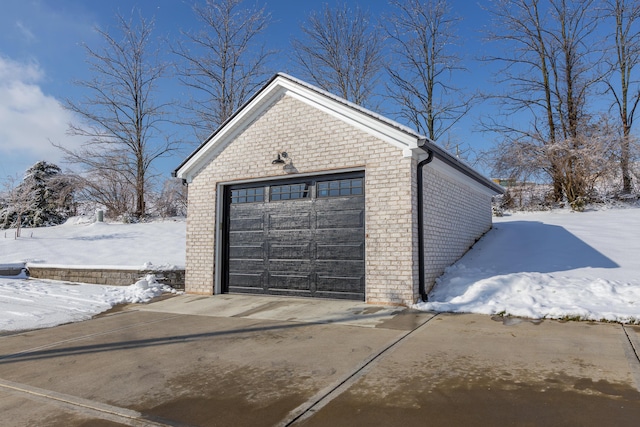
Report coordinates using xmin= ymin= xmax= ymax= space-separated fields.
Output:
xmin=4 ymin=0 xmax=640 ymax=225
xmin=291 ymin=0 xmax=640 ymax=206
xmin=485 ymin=0 xmax=640 ymax=208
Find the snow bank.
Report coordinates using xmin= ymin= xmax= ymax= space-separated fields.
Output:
xmin=416 ymin=208 xmax=640 ymax=323
xmin=0 ymin=263 xmax=28 ymax=279
xmin=0 ymin=217 xmax=186 ymax=333
xmin=421 ymin=269 xmax=640 ymax=323
xmin=0 ymin=275 xmax=178 ymax=332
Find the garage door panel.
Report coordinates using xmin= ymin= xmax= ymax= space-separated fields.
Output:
xmin=316 ymin=260 xmax=364 ymax=275
xmin=267 ymin=230 xmax=313 ymax=242
xmin=316 ymin=210 xmax=364 ymax=229
xmin=268 ymin=212 xmax=311 ymax=230
xmin=316 ymin=275 xmax=364 ymax=293
xmin=315 ymin=228 xmax=363 ymax=244
xmin=228 ymin=272 xmax=264 ymax=288
xmin=316 ymin=243 xmax=364 ymax=260
xmin=229 ymin=259 xmax=264 ymax=272
xmin=229 ymin=216 xmax=263 ymax=232
xmin=229 ymin=244 xmax=264 ymax=259
xmin=228 ymin=232 xmax=265 ymax=245
xmin=268 ymin=243 xmax=311 ymax=260
xmin=315 ymin=195 xmax=362 ymax=208
xmin=268 ymin=274 xmax=312 ymax=291
xmin=268 ymin=260 xmax=312 ymax=273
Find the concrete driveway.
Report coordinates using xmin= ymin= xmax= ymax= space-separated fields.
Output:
xmin=1 ymin=294 xmax=640 ymax=426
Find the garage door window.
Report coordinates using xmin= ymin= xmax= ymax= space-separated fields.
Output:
xmin=231 ymin=187 xmax=264 ymax=203
xmin=270 ymin=183 xmax=309 ymax=201
xmin=317 ymin=178 xmax=363 ymax=197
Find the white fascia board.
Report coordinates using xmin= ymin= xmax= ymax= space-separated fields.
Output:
xmin=427 ymin=156 xmax=499 ymax=197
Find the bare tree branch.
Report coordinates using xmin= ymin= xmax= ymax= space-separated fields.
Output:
xmin=173 ymin=0 xmax=274 ymax=138
xmin=384 ymin=0 xmax=473 ymax=143
xmin=291 ymin=2 xmax=384 ymax=107
xmin=55 ymin=10 xmax=178 ymax=219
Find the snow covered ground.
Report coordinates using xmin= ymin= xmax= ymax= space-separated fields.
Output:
xmin=1 ymin=207 xmax=640 ymax=333
xmin=0 ymin=216 xmax=185 ymax=333
xmin=416 ymin=206 xmax=640 ymax=323
xmin=0 ymin=275 xmax=177 ymax=333
xmin=0 ymin=216 xmax=185 ymax=268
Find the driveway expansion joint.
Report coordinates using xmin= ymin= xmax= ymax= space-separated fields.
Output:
xmin=622 ymin=325 xmax=640 ymax=392
xmin=0 ymin=378 xmax=169 ymax=427
xmin=278 ymin=311 xmax=440 ymax=426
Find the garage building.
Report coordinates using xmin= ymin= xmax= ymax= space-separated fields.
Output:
xmin=174 ymin=73 xmax=503 ymax=306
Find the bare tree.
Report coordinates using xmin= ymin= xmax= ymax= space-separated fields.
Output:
xmin=74 ymin=155 xmax=136 ymax=219
xmin=151 ymin=178 xmax=188 ymax=218
xmin=291 ymin=2 xmax=384 ymax=107
xmin=603 ymin=0 xmax=640 ymax=194
xmin=173 ymin=0 xmax=273 ymax=137
xmin=385 ymin=0 xmax=472 ymax=142
xmin=485 ymin=0 xmax=601 ymax=204
xmin=484 ymin=0 xmax=558 ymax=195
xmin=496 ymin=115 xmax=619 ymax=207
xmin=57 ymin=11 xmax=177 ymax=219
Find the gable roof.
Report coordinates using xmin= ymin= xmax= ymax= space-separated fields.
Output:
xmin=174 ymin=73 xmax=503 ymax=194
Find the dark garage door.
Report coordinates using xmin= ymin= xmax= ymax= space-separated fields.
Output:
xmin=224 ymin=173 xmax=365 ymax=300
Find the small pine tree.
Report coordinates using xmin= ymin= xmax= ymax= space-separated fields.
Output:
xmin=0 ymin=161 xmax=76 ymax=229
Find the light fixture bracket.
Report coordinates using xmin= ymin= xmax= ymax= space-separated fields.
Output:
xmin=272 ymin=151 xmax=288 ymax=164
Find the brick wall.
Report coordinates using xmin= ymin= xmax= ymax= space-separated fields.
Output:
xmin=421 ymin=162 xmax=493 ymax=294
xmin=186 ymin=93 xmax=417 ymax=305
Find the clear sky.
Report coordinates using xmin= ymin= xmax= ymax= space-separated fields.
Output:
xmin=0 ymin=0 xmax=498 ymax=183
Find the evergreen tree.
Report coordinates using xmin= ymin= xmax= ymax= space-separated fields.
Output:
xmin=0 ymin=161 xmax=76 ymax=229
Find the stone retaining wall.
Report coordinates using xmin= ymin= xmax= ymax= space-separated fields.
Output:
xmin=27 ymin=266 xmax=185 ymax=290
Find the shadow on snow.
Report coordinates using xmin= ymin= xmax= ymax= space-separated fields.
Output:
xmin=480 ymin=221 xmax=619 ymax=275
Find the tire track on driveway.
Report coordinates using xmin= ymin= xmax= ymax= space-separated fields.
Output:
xmin=278 ymin=311 xmax=440 ymax=426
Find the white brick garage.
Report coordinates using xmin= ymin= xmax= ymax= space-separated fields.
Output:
xmin=174 ymin=73 xmax=503 ymax=306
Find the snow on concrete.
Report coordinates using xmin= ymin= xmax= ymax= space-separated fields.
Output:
xmin=416 ymin=206 xmax=640 ymax=323
xmin=0 ymin=275 xmax=177 ymax=332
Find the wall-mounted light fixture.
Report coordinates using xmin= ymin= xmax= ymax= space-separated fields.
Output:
xmin=272 ymin=151 xmax=288 ymax=164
